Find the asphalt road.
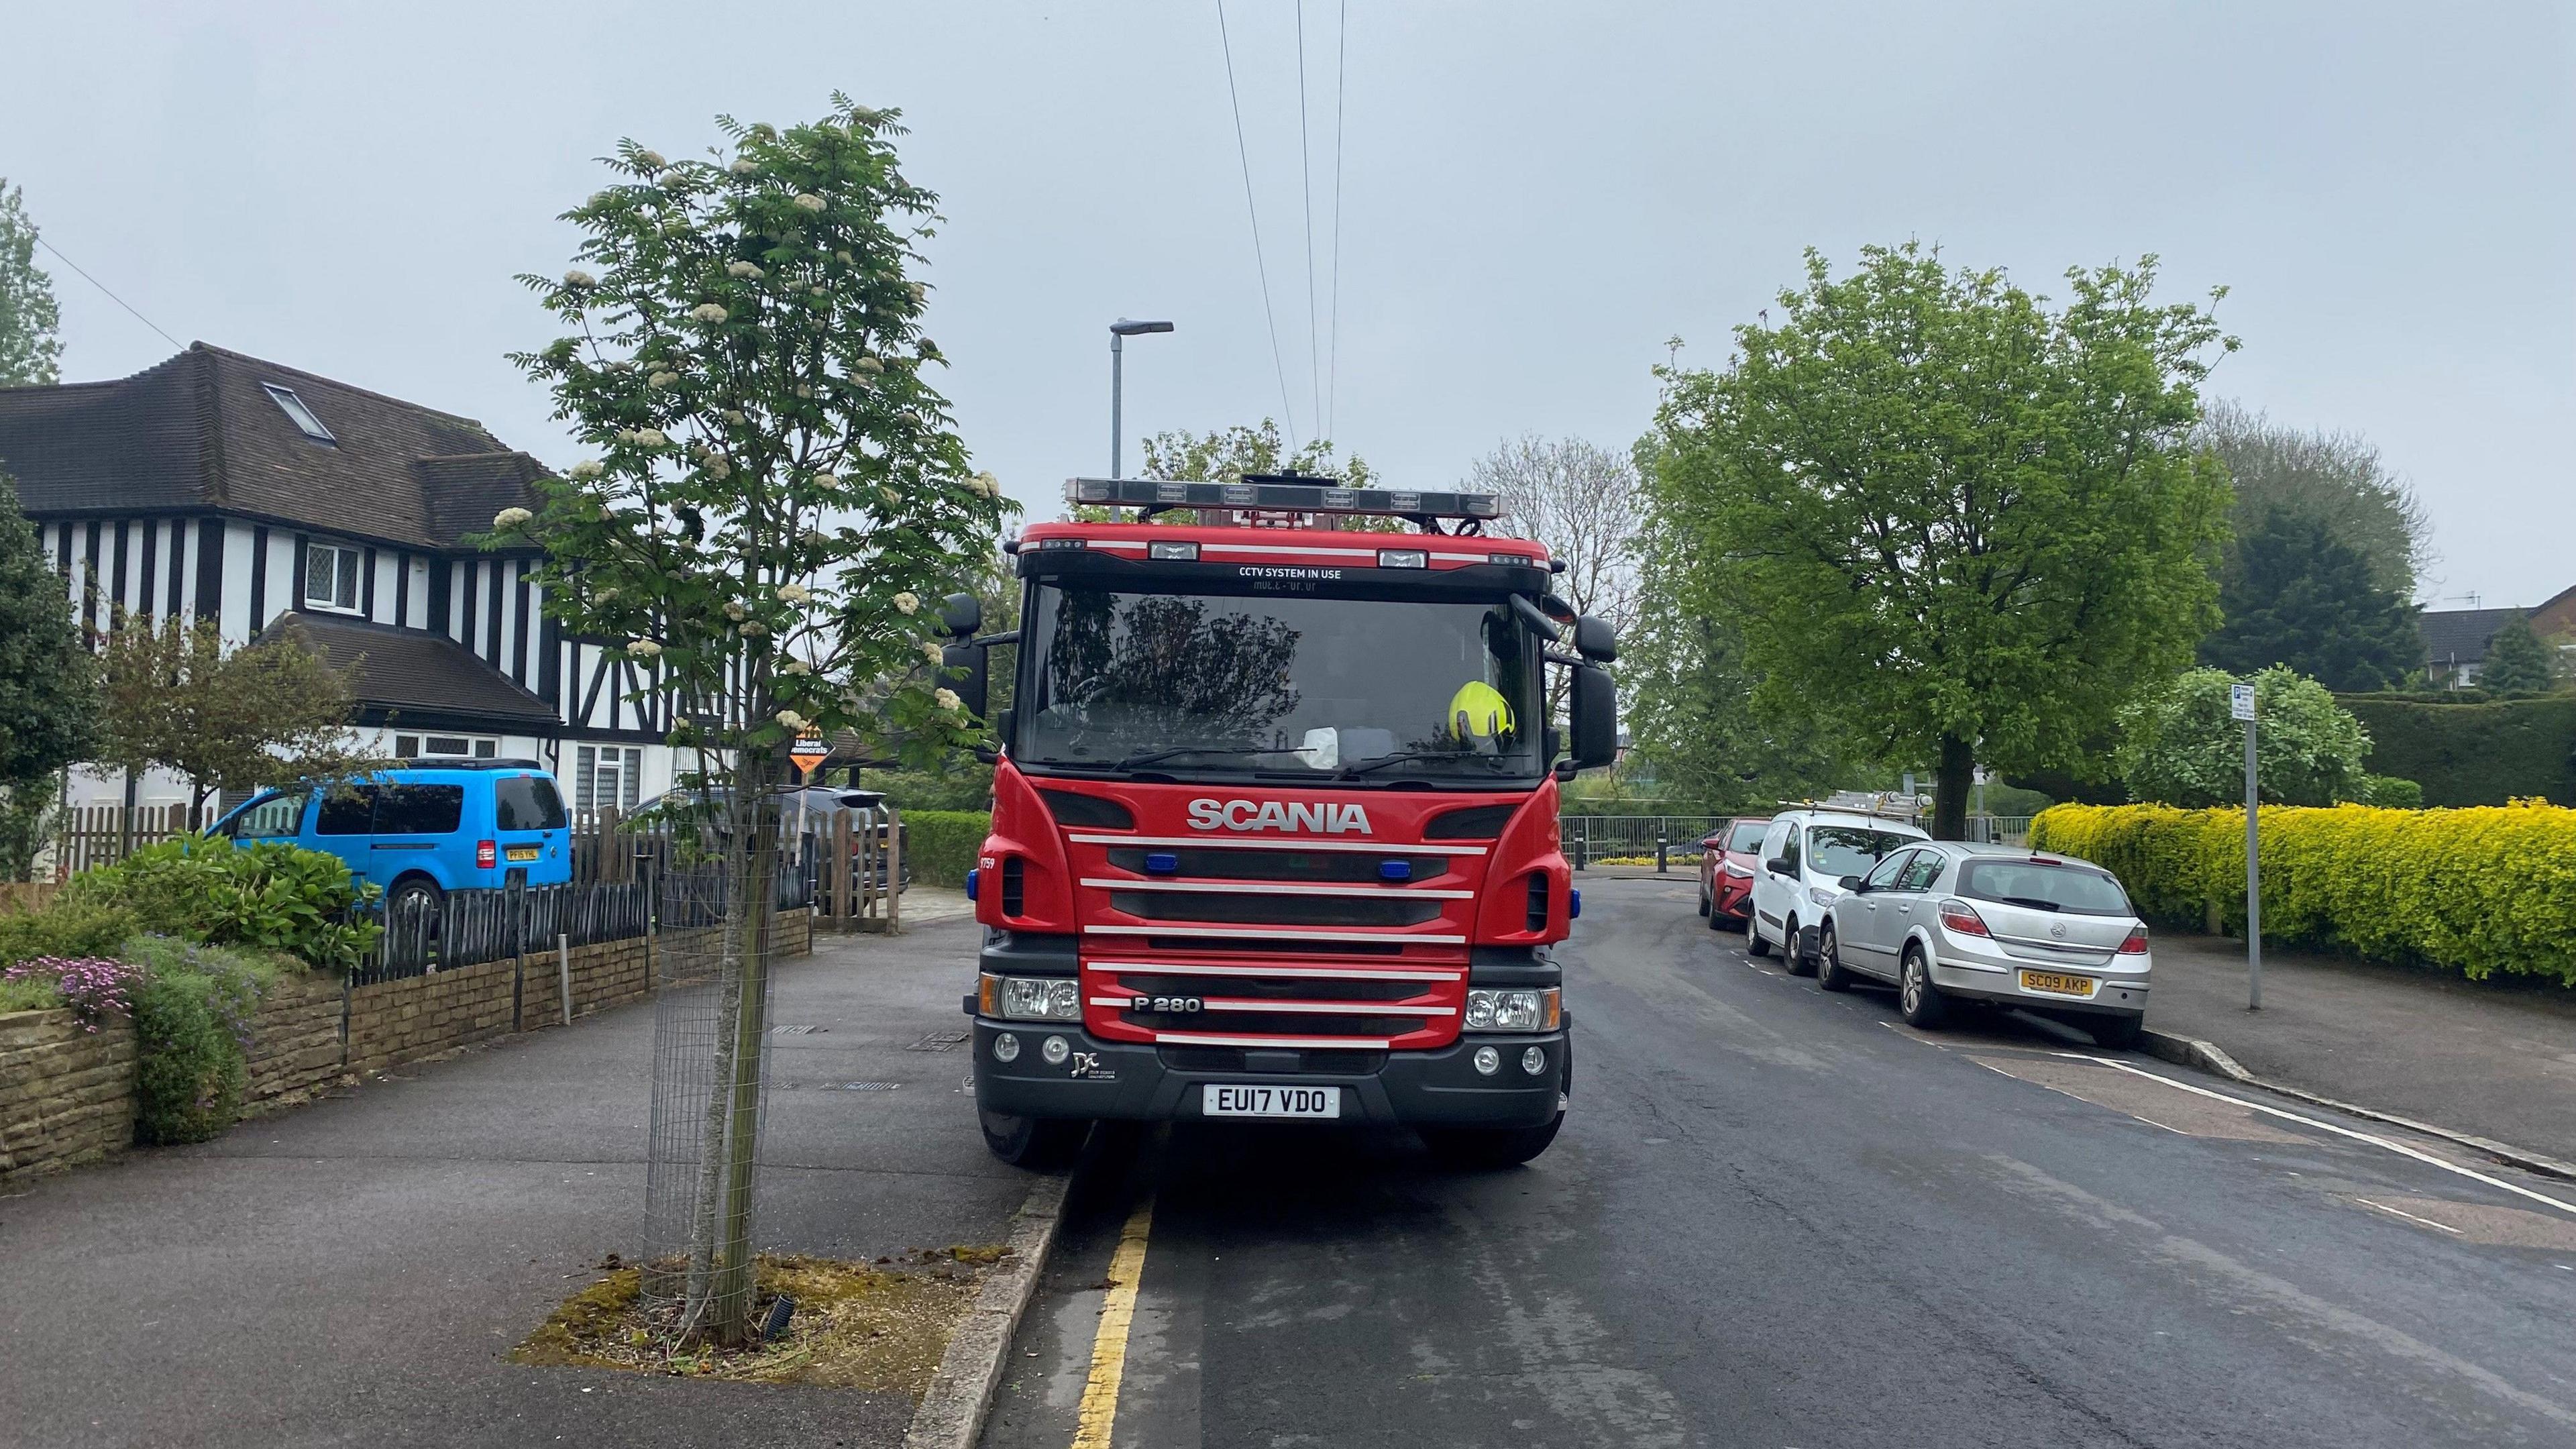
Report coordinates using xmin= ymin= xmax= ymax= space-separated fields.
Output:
xmin=980 ymin=875 xmax=2576 ymax=1448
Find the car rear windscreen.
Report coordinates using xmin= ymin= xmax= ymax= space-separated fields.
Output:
xmin=1957 ymin=860 xmax=2132 ymax=916
xmin=495 ymin=775 xmax=568 ymax=832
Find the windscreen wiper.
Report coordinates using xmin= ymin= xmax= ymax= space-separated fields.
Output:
xmin=1994 ymin=896 xmax=2064 ymax=912
xmin=1110 ymin=746 xmax=1318 ymax=770
xmin=1337 ymin=750 xmax=1515 ymax=780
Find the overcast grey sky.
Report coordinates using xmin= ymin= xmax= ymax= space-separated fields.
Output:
xmin=7 ymin=2 xmax=2570 ymax=606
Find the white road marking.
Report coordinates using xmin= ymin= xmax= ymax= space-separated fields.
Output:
xmin=2355 ymin=1197 xmax=2465 ymax=1234
xmin=2057 ymin=1053 xmax=2576 ymax=1221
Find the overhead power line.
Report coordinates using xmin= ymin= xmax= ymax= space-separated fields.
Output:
xmin=1216 ymin=0 xmax=1301 ymax=448
xmin=1295 ymin=0 xmax=1322 ymax=439
xmin=1326 ymin=0 xmax=1348 ymax=444
xmin=35 ymin=235 xmax=182 ymax=350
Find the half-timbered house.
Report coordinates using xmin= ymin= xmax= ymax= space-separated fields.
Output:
xmin=0 ymin=342 xmax=682 ymax=815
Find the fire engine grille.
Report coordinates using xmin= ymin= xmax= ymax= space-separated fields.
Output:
xmin=1107 ymin=890 xmax=1444 ymax=928
xmin=1142 ymin=935 xmax=1405 ymax=955
xmin=1104 ymin=847 xmax=1455 ymax=883
xmin=1124 ymin=1007 xmax=1436 ymax=1036
xmin=1112 ymin=972 xmax=1426 ymax=1003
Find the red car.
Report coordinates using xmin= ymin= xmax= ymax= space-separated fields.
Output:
xmin=1699 ymin=816 xmax=1772 ymax=930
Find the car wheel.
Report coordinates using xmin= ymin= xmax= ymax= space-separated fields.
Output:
xmin=1697 ymin=887 xmax=1711 ymax=918
xmin=1899 ymin=947 xmax=1948 ymax=1029
xmin=1748 ymin=919 xmax=1772 ymax=957
xmin=1782 ymin=916 xmax=1816 ymax=976
xmin=2092 ymin=1014 xmax=2145 ymax=1051
xmin=977 ymin=1109 xmax=1091 ymax=1170
xmin=1816 ymin=924 xmax=1852 ymax=992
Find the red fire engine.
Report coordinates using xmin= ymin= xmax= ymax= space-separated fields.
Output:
xmin=943 ymin=476 xmax=1617 ymax=1169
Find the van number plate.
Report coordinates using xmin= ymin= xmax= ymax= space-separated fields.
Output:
xmin=1201 ymin=1085 xmax=1341 ymax=1119
xmin=505 ymin=846 xmax=541 ymax=863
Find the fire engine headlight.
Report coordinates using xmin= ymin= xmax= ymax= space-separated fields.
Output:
xmin=1041 ymin=1034 xmax=1071 ymax=1065
xmin=990 ymin=975 xmax=1082 ymax=1022
xmin=1472 ymin=1046 xmax=1501 ymax=1076
xmin=1464 ymin=987 xmax=1560 ymax=1033
xmin=991 ymin=1032 xmax=1020 ymax=1063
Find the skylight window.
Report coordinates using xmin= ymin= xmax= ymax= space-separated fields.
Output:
xmin=262 ymin=383 xmax=336 ymax=443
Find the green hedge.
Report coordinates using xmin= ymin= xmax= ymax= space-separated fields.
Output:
xmin=2029 ymin=801 xmax=2576 ymax=983
xmin=903 ymin=811 xmax=990 ymax=890
xmin=2337 ymin=693 xmax=2576 ymax=808
xmin=64 ymin=838 xmax=379 ymax=971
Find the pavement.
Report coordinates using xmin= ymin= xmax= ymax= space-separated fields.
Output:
xmin=2143 ymin=930 xmax=2576 ymax=1169
xmin=0 ymin=912 xmax=1031 ymax=1449
xmin=981 ymin=875 xmax=2576 ymax=1448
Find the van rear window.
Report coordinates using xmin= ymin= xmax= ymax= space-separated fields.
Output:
xmin=496 ymin=775 xmax=568 ymax=832
xmin=1957 ymin=860 xmax=2132 ymax=916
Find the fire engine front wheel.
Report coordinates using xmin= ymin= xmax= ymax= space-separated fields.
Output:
xmin=979 ymin=1108 xmax=1090 ymax=1171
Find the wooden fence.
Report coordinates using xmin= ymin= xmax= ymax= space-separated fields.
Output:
xmin=50 ymin=804 xmax=193 ymax=877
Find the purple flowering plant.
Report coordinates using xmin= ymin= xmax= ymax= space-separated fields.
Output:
xmin=1 ymin=957 xmax=141 ymax=1033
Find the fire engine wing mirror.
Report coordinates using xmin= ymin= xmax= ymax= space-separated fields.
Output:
xmin=941 ymin=642 xmax=989 ymax=721
xmin=1509 ymin=594 xmax=1560 ymax=643
xmin=938 ymin=592 xmax=983 ymax=639
xmin=1573 ymin=615 xmax=1617 ymax=663
xmin=1568 ymin=663 xmax=1617 ymax=771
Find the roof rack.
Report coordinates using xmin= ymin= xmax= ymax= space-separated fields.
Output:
xmin=1064 ymin=476 xmax=1502 ymax=522
xmin=1781 ymin=790 xmax=1930 ymax=825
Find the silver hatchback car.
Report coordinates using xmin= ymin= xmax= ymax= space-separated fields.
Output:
xmin=1815 ymin=842 xmax=2150 ymax=1047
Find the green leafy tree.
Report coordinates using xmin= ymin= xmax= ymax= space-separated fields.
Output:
xmin=2477 ymin=612 xmax=2561 ymax=694
xmin=501 ymin=99 xmax=1009 ymax=1348
xmin=0 ymin=180 xmax=62 ymax=387
xmin=2200 ymin=509 xmax=2421 ymax=690
xmin=2196 ymin=400 xmax=2428 ymax=598
xmin=1138 ymin=419 xmax=1373 ymax=488
xmin=95 ymin=614 xmax=382 ymax=828
xmin=0 ymin=473 xmax=95 ymax=840
xmin=2114 ymin=665 xmax=2371 ymax=806
xmin=1650 ymin=243 xmax=2236 ymax=839
xmin=1622 ymin=489 xmax=1842 ymax=809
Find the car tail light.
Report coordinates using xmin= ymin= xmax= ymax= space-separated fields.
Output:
xmin=1937 ymin=899 xmax=1989 ymax=937
xmin=476 ymin=839 xmax=497 ymax=869
xmin=2118 ymin=924 xmax=2149 ymax=955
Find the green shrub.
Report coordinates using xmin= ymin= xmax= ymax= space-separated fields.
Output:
xmin=2116 ymin=666 xmax=2369 ymax=806
xmin=0 ymin=898 xmax=139 ymax=966
xmin=2337 ymin=693 xmax=2576 ymax=807
xmin=67 ymin=837 xmax=378 ymax=971
xmin=2351 ymin=774 xmax=2423 ymax=810
xmin=0 ymin=972 xmax=64 ymax=1012
xmin=902 ymin=810 xmax=990 ymax=889
xmin=132 ymin=961 xmax=252 ymax=1144
xmin=2030 ymin=800 xmax=2576 ymax=983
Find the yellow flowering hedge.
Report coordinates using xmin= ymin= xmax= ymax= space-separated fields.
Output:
xmin=2028 ymin=800 xmax=2576 ymax=983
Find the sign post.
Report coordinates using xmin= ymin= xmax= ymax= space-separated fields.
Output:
xmin=2232 ymin=682 xmax=2261 ymax=1011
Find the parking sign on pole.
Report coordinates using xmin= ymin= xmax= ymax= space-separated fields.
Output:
xmin=2233 ymin=683 xmax=2261 ymax=1010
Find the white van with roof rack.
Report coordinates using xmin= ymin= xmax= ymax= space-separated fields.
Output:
xmin=1746 ymin=806 xmax=1928 ymax=974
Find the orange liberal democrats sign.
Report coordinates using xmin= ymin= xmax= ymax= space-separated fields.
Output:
xmin=790 ymin=729 xmax=831 ymax=781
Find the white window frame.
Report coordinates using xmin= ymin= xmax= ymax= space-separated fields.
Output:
xmin=305 ymin=542 xmax=363 ymax=614
xmin=397 ymin=733 xmax=498 ymax=760
xmin=576 ymin=744 xmax=643 ymax=815
xmin=262 ymin=382 xmax=337 ymax=443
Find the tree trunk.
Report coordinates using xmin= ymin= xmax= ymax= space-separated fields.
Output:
xmin=1932 ymin=733 xmax=1974 ymax=841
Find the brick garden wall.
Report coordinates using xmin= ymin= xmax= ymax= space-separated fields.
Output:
xmin=0 ymin=1010 xmax=138 ymax=1185
xmin=3 ymin=910 xmax=818 ymax=1181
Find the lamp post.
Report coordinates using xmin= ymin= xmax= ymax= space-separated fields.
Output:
xmin=1109 ymin=318 xmax=1174 ymax=478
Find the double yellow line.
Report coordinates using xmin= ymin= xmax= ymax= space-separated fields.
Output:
xmin=1069 ymin=1194 xmax=1157 ymax=1449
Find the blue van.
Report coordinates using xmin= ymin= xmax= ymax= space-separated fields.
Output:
xmin=209 ymin=759 xmax=573 ymax=914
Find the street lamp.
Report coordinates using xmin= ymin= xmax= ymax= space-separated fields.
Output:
xmin=1108 ymin=318 xmax=1174 ymax=478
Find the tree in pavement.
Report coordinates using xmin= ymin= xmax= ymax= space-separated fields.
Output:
xmin=1650 ymin=243 xmax=2236 ymax=839
xmin=0 ymin=178 xmax=64 ymax=388
xmin=2199 ymin=509 xmax=2422 ymax=691
xmin=0 ymin=471 xmax=93 ymax=877
xmin=1467 ymin=435 xmax=1645 ymax=636
xmin=2114 ymin=665 xmax=2371 ymax=807
xmin=2476 ymin=612 xmax=2563 ymax=694
xmin=500 ymin=97 xmax=1010 ymax=1347
xmin=95 ymin=614 xmax=379 ymax=829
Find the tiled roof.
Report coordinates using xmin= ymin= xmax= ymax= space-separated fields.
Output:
xmin=260 ymin=610 xmax=557 ymax=727
xmin=2418 ymin=606 xmax=2520 ymax=669
xmin=0 ymin=343 xmax=545 ymax=551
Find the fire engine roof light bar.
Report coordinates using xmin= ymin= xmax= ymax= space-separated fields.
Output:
xmin=1063 ymin=476 xmax=1504 ymax=522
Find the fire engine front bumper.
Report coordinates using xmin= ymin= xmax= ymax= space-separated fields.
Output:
xmin=969 ymin=1021 xmax=1568 ymax=1129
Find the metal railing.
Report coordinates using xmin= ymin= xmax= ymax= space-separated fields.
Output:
xmin=1561 ymin=815 xmax=1728 ymax=871
xmin=360 ymin=861 xmax=816 ymax=985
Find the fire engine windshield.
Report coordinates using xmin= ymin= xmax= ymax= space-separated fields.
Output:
xmin=1018 ymin=584 xmax=1546 ymax=782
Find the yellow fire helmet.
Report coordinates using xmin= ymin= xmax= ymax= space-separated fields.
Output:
xmin=1448 ymin=680 xmax=1515 ymax=740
